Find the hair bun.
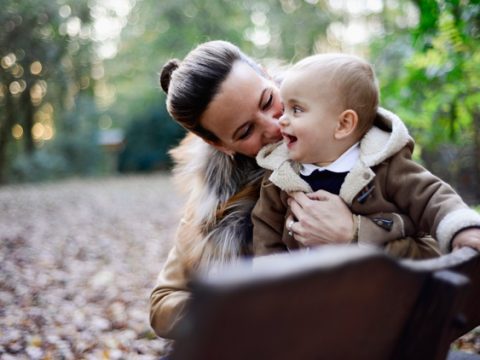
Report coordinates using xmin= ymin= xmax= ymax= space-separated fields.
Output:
xmin=160 ymin=59 xmax=180 ymax=94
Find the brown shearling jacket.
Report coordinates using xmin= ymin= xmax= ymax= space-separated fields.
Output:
xmin=252 ymin=108 xmax=480 ymax=257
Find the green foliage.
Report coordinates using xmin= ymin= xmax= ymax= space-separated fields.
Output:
xmin=7 ymin=95 xmax=105 ymax=183
xmin=413 ymin=0 xmax=440 ymax=39
xmin=0 ymin=0 xmax=99 ymax=183
xmin=377 ymin=0 xmax=480 ymax=148
xmin=372 ymin=0 xmax=480 ymax=201
xmin=2 ymin=0 xmax=479 ymax=195
xmin=118 ymin=103 xmax=185 ymax=172
xmin=9 ymin=149 xmax=69 ymax=182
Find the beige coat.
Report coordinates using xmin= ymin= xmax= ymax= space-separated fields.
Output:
xmin=253 ymin=108 xmax=480 ymax=256
xmin=150 ymin=133 xmax=263 ymax=339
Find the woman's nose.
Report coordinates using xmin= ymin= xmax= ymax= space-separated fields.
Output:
xmin=279 ymin=114 xmax=289 ymax=127
xmin=272 ymin=103 xmax=283 ymax=120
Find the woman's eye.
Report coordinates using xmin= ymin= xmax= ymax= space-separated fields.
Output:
xmin=238 ymin=124 xmax=253 ymax=140
xmin=293 ymin=106 xmax=302 ymax=114
xmin=262 ymin=93 xmax=273 ymax=110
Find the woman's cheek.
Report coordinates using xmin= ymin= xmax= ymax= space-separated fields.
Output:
xmin=248 ymin=137 xmax=263 ymax=157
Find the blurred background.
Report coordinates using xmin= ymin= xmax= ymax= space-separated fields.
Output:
xmin=1 ymin=1 xmax=480 ymax=358
xmin=0 ymin=0 xmax=479 ymax=203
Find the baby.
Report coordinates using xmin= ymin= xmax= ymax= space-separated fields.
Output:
xmin=252 ymin=53 xmax=480 ymax=257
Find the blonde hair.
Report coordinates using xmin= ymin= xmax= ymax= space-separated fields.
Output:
xmin=292 ymin=53 xmax=379 ymax=136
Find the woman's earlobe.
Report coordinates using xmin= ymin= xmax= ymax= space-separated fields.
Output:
xmin=335 ymin=110 xmax=358 ymax=139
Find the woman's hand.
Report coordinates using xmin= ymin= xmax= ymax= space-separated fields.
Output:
xmin=287 ymin=190 xmax=355 ymax=247
xmin=451 ymin=228 xmax=480 ymax=252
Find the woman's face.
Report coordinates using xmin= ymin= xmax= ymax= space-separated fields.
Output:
xmin=200 ymin=60 xmax=283 ymax=158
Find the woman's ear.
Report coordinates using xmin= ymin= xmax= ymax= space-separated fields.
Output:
xmin=205 ymin=139 xmax=235 ymax=157
xmin=334 ymin=109 xmax=358 ymax=140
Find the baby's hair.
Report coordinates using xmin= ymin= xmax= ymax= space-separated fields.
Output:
xmin=293 ymin=53 xmax=379 ymax=136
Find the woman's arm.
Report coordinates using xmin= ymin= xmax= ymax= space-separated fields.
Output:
xmin=150 ymin=244 xmax=191 ymax=339
xmin=149 ymin=208 xmax=201 ymax=339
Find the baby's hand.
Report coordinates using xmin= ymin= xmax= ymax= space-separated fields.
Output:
xmin=451 ymin=228 xmax=480 ymax=252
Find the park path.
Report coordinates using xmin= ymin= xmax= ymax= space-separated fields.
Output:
xmin=0 ymin=174 xmax=182 ymax=359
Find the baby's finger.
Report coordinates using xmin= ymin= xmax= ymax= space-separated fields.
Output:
xmin=306 ymin=189 xmax=331 ymax=201
xmin=289 ymin=192 xmax=312 ymax=208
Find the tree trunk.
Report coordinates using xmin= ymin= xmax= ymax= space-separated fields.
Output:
xmin=22 ymin=88 xmax=35 ymax=154
xmin=473 ymin=108 xmax=480 ymax=203
xmin=0 ymin=94 xmax=16 ymax=183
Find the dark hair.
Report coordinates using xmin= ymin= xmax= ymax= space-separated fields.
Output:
xmin=160 ymin=40 xmax=264 ymax=142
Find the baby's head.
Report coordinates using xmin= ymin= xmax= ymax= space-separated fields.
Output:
xmin=279 ymin=53 xmax=379 ymax=166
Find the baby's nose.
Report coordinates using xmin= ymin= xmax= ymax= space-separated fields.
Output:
xmin=279 ymin=114 xmax=289 ymax=127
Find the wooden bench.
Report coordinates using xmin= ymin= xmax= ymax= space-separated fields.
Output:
xmin=171 ymin=245 xmax=480 ymax=360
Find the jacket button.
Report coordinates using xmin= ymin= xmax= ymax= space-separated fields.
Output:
xmin=363 ymin=173 xmax=370 ymax=180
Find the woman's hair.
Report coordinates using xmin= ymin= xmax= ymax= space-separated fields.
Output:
xmin=160 ymin=40 xmax=265 ymax=142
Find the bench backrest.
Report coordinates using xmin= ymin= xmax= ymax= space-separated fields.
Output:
xmin=403 ymin=247 xmax=480 ymax=346
xmin=172 ymin=246 xmax=479 ymax=360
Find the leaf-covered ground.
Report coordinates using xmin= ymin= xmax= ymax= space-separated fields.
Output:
xmin=0 ymin=174 xmax=478 ymax=359
xmin=0 ymin=175 xmax=180 ymax=359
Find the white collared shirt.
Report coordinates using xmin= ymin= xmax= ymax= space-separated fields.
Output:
xmin=299 ymin=142 xmax=360 ymax=176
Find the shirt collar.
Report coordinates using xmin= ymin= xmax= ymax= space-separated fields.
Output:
xmin=300 ymin=142 xmax=360 ymax=176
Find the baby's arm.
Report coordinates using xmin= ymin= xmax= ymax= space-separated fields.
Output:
xmin=385 ymin=147 xmax=480 ymax=253
xmin=452 ymin=228 xmax=480 ymax=252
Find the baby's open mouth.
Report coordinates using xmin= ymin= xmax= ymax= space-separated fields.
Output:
xmin=283 ymin=133 xmax=297 ymax=146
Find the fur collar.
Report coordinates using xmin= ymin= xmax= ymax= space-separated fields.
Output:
xmin=169 ymin=133 xmax=264 ymax=267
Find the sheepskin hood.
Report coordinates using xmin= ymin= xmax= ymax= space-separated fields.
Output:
xmin=256 ymin=108 xmax=413 ymax=205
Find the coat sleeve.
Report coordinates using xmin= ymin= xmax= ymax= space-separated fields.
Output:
xmin=251 ymin=174 xmax=289 ymax=256
xmin=385 ymin=146 xmax=480 ymax=252
xmin=149 ymin=204 xmax=201 ymax=339
xmin=149 ymin=243 xmax=191 ymax=339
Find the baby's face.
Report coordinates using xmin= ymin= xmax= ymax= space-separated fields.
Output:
xmin=278 ymin=68 xmax=345 ymax=167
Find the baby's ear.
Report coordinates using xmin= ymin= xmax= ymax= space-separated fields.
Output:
xmin=334 ymin=110 xmax=358 ymax=140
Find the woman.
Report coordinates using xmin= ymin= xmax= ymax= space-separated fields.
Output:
xmin=150 ymin=40 xmax=440 ymax=340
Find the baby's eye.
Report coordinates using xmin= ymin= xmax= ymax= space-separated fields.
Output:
xmin=292 ymin=106 xmax=303 ymax=114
